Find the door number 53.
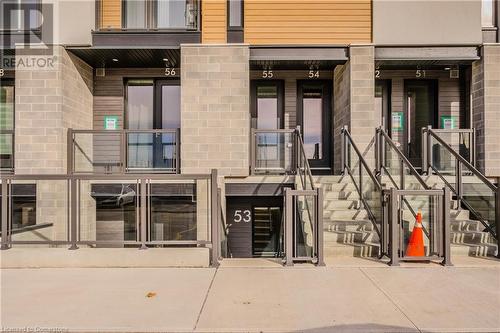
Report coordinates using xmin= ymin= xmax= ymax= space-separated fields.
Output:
xmin=234 ymin=209 xmax=251 ymax=223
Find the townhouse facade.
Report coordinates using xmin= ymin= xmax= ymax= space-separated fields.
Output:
xmin=0 ymin=0 xmax=499 ymax=267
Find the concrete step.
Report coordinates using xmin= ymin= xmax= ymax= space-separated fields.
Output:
xmin=323 ymin=199 xmax=360 ymax=210
xmin=450 ymin=220 xmax=484 ymax=232
xmin=324 ymin=219 xmax=374 ymax=232
xmin=324 ymin=242 xmax=380 ymax=258
xmin=451 ymin=243 xmax=498 ymax=257
xmin=451 ymin=230 xmax=496 ymax=245
xmin=324 ymin=191 xmax=360 ymax=200
xmin=324 ymin=209 xmax=369 ymax=221
xmin=316 ymin=182 xmax=358 ymax=192
xmin=324 ymin=230 xmax=379 ymax=244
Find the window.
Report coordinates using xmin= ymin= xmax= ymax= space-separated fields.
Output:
xmin=482 ymin=0 xmax=495 ymax=27
xmin=122 ymin=0 xmax=198 ymax=30
xmin=228 ymin=0 xmax=243 ymax=29
xmin=0 ymin=184 xmax=37 ymax=233
xmin=0 ymin=79 xmax=14 ymax=171
xmin=0 ymin=0 xmax=42 ymax=31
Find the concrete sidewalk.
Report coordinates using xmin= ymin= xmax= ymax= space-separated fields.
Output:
xmin=1 ymin=258 xmax=500 ymax=332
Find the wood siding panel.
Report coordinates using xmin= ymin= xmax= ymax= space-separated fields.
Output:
xmin=100 ymin=0 xmax=122 ymax=29
xmin=202 ymin=0 xmax=227 ymax=43
xmin=244 ymin=0 xmax=372 ymax=45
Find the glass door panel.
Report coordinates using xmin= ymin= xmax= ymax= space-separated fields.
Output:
xmin=252 ymin=206 xmax=282 ymax=257
xmin=252 ymin=81 xmax=284 ymax=172
xmin=126 ymin=81 xmax=154 ymax=169
xmin=405 ymin=81 xmax=437 ymax=169
xmin=298 ymin=81 xmax=332 ymax=173
xmin=157 ymin=82 xmax=180 ymax=171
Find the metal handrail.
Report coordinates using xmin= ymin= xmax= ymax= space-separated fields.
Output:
xmin=341 ymin=126 xmax=383 ymax=240
xmin=376 ymin=127 xmax=430 ymax=190
xmin=422 ymin=127 xmax=476 ymax=169
xmin=423 ymin=127 xmax=498 ymax=239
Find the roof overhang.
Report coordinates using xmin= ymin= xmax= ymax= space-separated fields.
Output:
xmin=66 ymin=47 xmax=181 ymax=68
xmin=250 ymin=46 xmax=348 ymax=70
xmin=375 ymin=46 xmax=480 ymax=68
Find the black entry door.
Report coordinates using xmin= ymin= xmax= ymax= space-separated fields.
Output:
xmin=404 ymin=80 xmax=438 ymax=168
xmin=297 ymin=80 xmax=332 ymax=173
xmin=126 ymin=79 xmax=180 ymax=171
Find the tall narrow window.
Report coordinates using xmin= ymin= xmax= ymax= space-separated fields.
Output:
xmin=482 ymin=0 xmax=495 ymax=27
xmin=228 ymin=0 xmax=243 ymax=29
xmin=124 ymin=0 xmax=147 ymax=29
xmin=0 ymin=80 xmax=14 ymax=171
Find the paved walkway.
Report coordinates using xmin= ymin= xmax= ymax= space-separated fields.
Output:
xmin=1 ymin=257 xmax=500 ymax=333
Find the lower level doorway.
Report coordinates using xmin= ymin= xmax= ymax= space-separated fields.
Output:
xmin=226 ymin=196 xmax=283 ymax=258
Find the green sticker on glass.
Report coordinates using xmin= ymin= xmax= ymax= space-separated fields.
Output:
xmin=104 ymin=116 xmax=119 ymax=130
xmin=440 ymin=115 xmax=455 ymax=129
xmin=391 ymin=112 xmax=403 ymax=132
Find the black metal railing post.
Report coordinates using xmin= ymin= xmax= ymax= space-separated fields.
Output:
xmin=139 ymin=178 xmax=147 ymax=250
xmin=316 ymin=187 xmax=324 ymax=266
xmin=496 ymin=179 xmax=500 ymax=259
xmin=210 ymin=169 xmax=220 ymax=267
xmin=67 ymin=128 xmax=74 ymax=174
xmin=68 ymin=178 xmax=78 ymax=250
xmin=1 ymin=180 xmax=9 ymax=250
xmin=389 ymin=188 xmax=400 ymax=266
xmin=285 ymin=188 xmax=294 ymax=266
xmin=442 ymin=186 xmax=452 ymax=266
xmin=456 ymin=159 xmax=463 ymax=209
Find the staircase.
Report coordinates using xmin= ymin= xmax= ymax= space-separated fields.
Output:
xmin=315 ymin=174 xmax=498 ymax=258
xmin=316 ymin=175 xmax=381 ymax=258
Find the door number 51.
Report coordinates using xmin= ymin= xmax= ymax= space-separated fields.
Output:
xmin=234 ymin=209 xmax=251 ymax=223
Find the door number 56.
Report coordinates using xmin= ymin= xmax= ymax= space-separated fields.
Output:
xmin=234 ymin=209 xmax=251 ymax=223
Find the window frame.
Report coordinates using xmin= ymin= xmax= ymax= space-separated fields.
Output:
xmin=0 ymin=0 xmax=42 ymax=32
xmin=482 ymin=0 xmax=497 ymax=28
xmin=0 ymin=79 xmax=15 ymax=173
xmin=227 ymin=0 xmax=244 ymax=31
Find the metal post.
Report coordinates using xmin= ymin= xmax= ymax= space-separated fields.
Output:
xmin=426 ymin=125 xmax=432 ymax=175
xmin=316 ymin=187 xmax=324 ymax=266
xmin=68 ymin=178 xmax=78 ymax=250
xmin=250 ymin=128 xmax=255 ymax=175
xmin=472 ymin=128 xmax=476 ymax=167
xmin=121 ymin=130 xmax=127 ymax=173
xmin=375 ymin=128 xmax=380 ymax=176
xmin=176 ymin=128 xmax=181 ymax=174
xmin=389 ymin=188 xmax=400 ymax=266
xmin=496 ymin=180 xmax=500 ymax=259
xmin=210 ymin=169 xmax=220 ymax=267
xmin=67 ymin=128 xmax=73 ymax=174
xmin=1 ymin=180 xmax=9 ymax=250
xmin=400 ymin=158 xmax=405 ymax=190
xmin=285 ymin=188 xmax=294 ymax=266
xmin=442 ymin=187 xmax=452 ymax=266
xmin=456 ymin=160 xmax=462 ymax=209
xmin=139 ymin=179 xmax=147 ymax=250
xmin=341 ymin=126 xmax=345 ymax=175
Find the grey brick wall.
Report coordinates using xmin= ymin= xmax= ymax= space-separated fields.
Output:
xmin=181 ymin=44 xmax=250 ymax=176
xmin=472 ymin=44 xmax=500 ymax=177
xmin=15 ymin=46 xmax=93 ymax=174
xmin=333 ymin=46 xmax=376 ymax=173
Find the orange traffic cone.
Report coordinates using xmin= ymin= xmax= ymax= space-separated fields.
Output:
xmin=405 ymin=211 xmax=425 ymax=257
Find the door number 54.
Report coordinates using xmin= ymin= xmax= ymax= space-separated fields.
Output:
xmin=234 ymin=209 xmax=251 ymax=223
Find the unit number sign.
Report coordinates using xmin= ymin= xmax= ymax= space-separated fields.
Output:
xmin=0 ymin=68 xmax=4 ymax=77
xmin=233 ymin=209 xmax=251 ymax=223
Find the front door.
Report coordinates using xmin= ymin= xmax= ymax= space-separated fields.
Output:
xmin=297 ymin=80 xmax=332 ymax=174
xmin=251 ymin=80 xmax=287 ymax=173
xmin=126 ymin=79 xmax=180 ymax=171
xmin=404 ymin=80 xmax=438 ymax=168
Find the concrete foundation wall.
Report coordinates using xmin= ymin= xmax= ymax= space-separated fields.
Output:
xmin=181 ymin=44 xmax=250 ymax=176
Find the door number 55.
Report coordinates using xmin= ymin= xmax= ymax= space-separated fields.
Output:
xmin=234 ymin=209 xmax=251 ymax=223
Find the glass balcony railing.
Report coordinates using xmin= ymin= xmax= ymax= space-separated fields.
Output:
xmin=96 ymin=0 xmax=200 ymax=31
xmin=0 ymin=130 xmax=14 ymax=173
xmin=70 ymin=129 xmax=180 ymax=174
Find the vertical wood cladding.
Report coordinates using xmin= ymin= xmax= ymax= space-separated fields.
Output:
xmin=202 ymin=0 xmax=227 ymax=43
xmin=244 ymin=0 xmax=372 ymax=44
xmin=100 ymin=0 xmax=122 ymax=29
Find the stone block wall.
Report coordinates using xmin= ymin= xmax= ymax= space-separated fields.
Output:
xmin=333 ymin=45 xmax=376 ymax=173
xmin=472 ymin=44 xmax=500 ymax=177
xmin=181 ymin=44 xmax=250 ymax=176
xmin=14 ymin=46 xmax=95 ymax=244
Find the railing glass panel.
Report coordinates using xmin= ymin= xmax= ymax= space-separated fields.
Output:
xmin=253 ymin=130 xmax=294 ymax=174
xmin=1 ymin=179 xmax=69 ymax=247
xmin=0 ymin=132 xmax=14 ymax=172
xmin=461 ymin=162 xmax=497 ymax=237
xmin=73 ymin=131 xmax=123 ymax=174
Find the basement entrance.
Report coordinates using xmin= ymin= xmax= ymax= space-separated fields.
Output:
xmin=226 ymin=196 xmax=283 ymax=258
